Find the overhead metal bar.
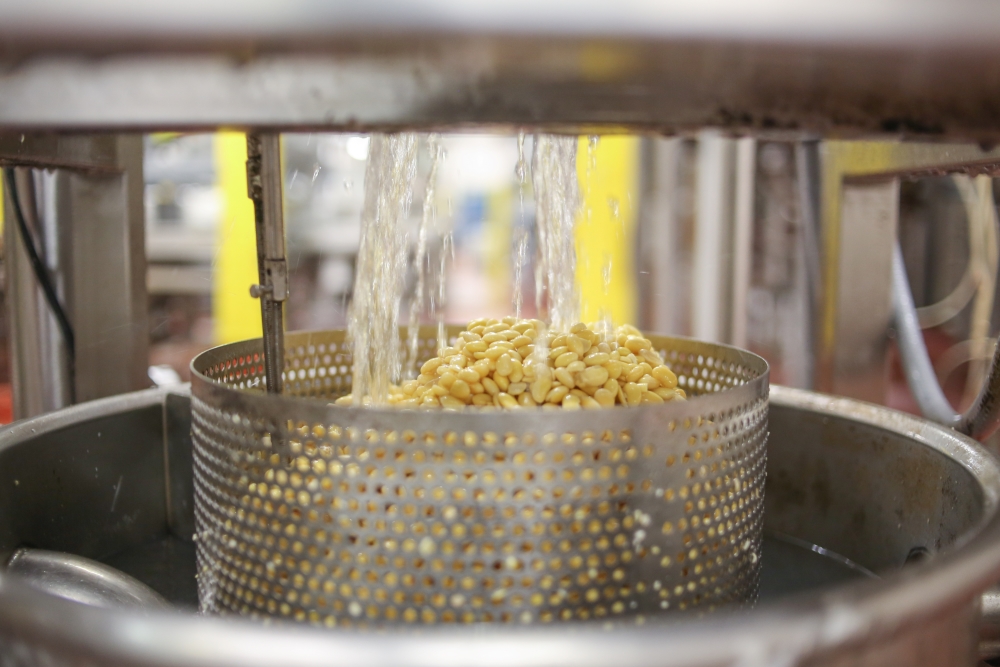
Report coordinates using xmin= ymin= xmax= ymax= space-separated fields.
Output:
xmin=5 ymin=1 xmax=1000 ymax=138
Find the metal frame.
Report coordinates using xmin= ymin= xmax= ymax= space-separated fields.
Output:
xmin=6 ymin=2 xmax=1000 ymax=137
xmin=246 ymin=133 xmax=287 ymax=395
xmin=0 ymin=134 xmax=148 ymax=418
xmin=816 ymin=142 xmax=1000 ymax=438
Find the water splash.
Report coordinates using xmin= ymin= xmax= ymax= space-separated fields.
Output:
xmin=597 ymin=252 xmax=615 ymax=341
xmin=406 ymin=136 xmax=443 ymax=378
xmin=194 ymin=526 xmax=222 ymax=615
xmin=531 ymin=135 xmax=581 ymax=332
xmin=513 ymin=132 xmax=530 ymax=319
xmin=598 ymin=192 xmax=621 ymax=338
xmin=608 ymin=196 xmax=620 ymax=227
xmin=348 ymin=133 xmax=419 ymax=405
xmin=513 ymin=229 xmax=530 ymax=319
xmin=586 ymin=136 xmax=599 ymax=227
xmin=437 ymin=231 xmax=454 ymax=352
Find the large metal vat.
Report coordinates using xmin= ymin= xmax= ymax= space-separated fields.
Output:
xmin=0 ymin=385 xmax=994 ymax=665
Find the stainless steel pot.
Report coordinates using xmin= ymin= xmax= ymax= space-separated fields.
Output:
xmin=0 ymin=385 xmax=995 ymax=666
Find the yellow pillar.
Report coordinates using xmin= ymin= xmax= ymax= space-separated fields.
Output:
xmin=213 ymin=132 xmax=262 ymax=344
xmin=576 ymin=135 xmax=640 ymax=326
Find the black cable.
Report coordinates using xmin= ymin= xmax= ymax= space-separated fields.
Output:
xmin=3 ymin=168 xmax=76 ymax=400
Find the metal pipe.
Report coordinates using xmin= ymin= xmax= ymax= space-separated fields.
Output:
xmin=730 ymin=137 xmax=756 ymax=349
xmin=245 ymin=133 xmax=287 ymax=395
xmin=637 ymin=138 xmax=681 ymax=335
xmin=692 ymin=130 xmax=734 ymax=343
xmin=794 ymin=140 xmax=822 ymax=391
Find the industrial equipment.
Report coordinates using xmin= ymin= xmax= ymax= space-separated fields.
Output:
xmin=4 ymin=1 xmax=1000 ymax=665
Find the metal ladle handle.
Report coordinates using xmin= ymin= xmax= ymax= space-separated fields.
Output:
xmin=892 ymin=243 xmax=1000 ymax=440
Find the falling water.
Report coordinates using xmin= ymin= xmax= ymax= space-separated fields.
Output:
xmin=531 ymin=134 xmax=581 ymax=332
xmin=513 ymin=132 xmax=530 ymax=319
xmin=436 ymin=231 xmax=453 ymax=353
xmin=406 ymin=136 xmax=443 ymax=378
xmin=348 ymin=133 xmax=419 ymax=405
xmin=586 ymin=135 xmax=599 ymax=228
xmin=596 ymin=193 xmax=620 ymax=339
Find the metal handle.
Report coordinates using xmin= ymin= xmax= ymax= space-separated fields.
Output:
xmin=892 ymin=243 xmax=1000 ymax=440
xmin=6 ymin=547 xmax=169 ymax=611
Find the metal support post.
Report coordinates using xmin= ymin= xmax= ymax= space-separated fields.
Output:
xmin=637 ymin=137 xmax=682 ymax=335
xmin=246 ymin=134 xmax=287 ymax=395
xmin=692 ymin=131 xmax=735 ymax=343
xmin=691 ymin=131 xmax=755 ymax=345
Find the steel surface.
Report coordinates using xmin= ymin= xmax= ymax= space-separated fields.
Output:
xmin=6 ymin=2 xmax=1000 ymax=136
xmin=6 ymin=548 xmax=169 ymax=610
xmin=0 ymin=386 xmax=993 ymax=664
xmin=190 ymin=328 xmax=769 ymax=625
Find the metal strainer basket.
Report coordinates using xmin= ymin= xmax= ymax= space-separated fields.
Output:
xmin=190 ymin=328 xmax=768 ymax=628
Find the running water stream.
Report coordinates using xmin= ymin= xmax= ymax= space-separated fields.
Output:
xmin=406 ymin=136 xmax=443 ymax=379
xmin=349 ymin=132 xmax=583 ymax=404
xmin=512 ymin=132 xmax=530 ymax=319
xmin=531 ymin=134 xmax=581 ymax=333
xmin=435 ymin=230 xmax=453 ymax=353
xmin=348 ymin=133 xmax=418 ymax=405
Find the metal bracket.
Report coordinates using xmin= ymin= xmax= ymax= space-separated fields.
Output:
xmin=250 ymin=260 xmax=287 ymax=301
xmin=264 ymin=258 xmax=287 ymax=301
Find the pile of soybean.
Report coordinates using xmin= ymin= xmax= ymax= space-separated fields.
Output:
xmin=336 ymin=318 xmax=686 ymax=410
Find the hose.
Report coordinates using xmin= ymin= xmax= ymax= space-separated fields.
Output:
xmin=912 ymin=176 xmax=981 ymax=328
xmin=891 ymin=243 xmax=960 ymax=426
xmin=892 ymin=174 xmax=1000 ymax=440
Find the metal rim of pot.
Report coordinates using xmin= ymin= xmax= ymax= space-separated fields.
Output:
xmin=0 ymin=385 xmax=996 ymax=665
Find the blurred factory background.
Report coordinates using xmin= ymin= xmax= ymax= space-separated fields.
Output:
xmin=0 ymin=132 xmax=992 ymax=427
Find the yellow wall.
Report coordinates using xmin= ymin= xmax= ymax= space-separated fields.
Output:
xmin=213 ymin=132 xmax=262 ymax=344
xmin=576 ymin=136 xmax=640 ymax=326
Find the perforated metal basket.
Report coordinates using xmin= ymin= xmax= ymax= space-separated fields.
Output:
xmin=190 ymin=328 xmax=768 ymax=628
